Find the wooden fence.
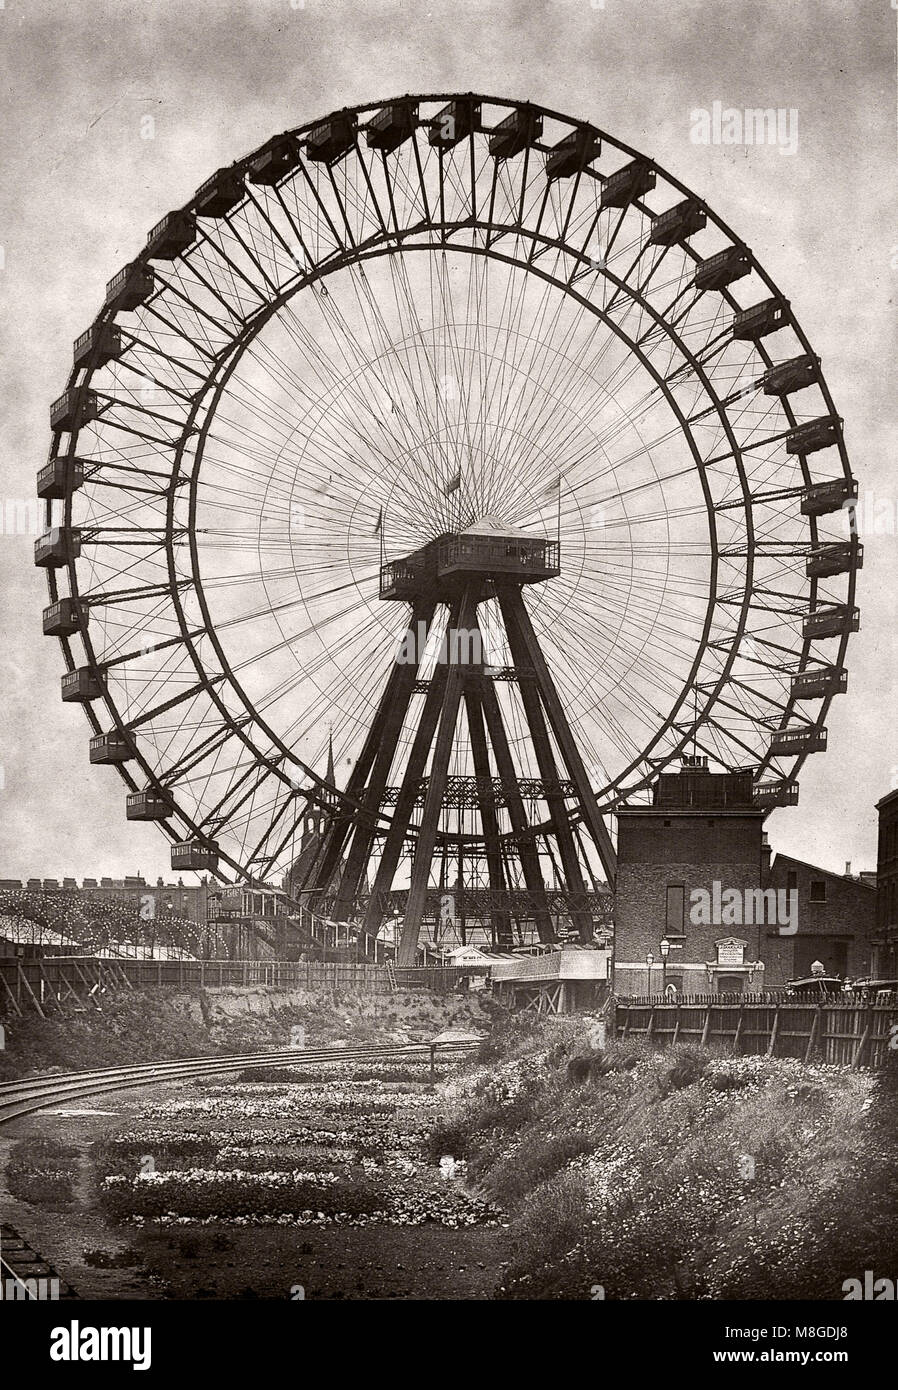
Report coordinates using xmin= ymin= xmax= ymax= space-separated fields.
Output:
xmin=614 ymin=993 xmax=898 ymax=1069
xmin=0 ymin=956 xmax=468 ymax=1017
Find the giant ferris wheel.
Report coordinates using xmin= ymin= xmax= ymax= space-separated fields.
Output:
xmin=37 ymin=94 xmax=860 ymax=963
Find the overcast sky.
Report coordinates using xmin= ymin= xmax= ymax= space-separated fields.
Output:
xmin=0 ymin=0 xmax=894 ymax=882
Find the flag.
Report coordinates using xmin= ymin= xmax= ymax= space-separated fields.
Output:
xmin=542 ymin=475 xmax=562 ymax=496
xmin=442 ymin=470 xmax=462 ymax=497
xmin=373 ymin=507 xmax=383 ymax=536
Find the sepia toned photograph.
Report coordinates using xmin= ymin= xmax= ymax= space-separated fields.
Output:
xmin=0 ymin=0 xmax=895 ymax=1364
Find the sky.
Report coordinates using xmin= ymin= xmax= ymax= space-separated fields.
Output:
xmin=0 ymin=0 xmax=895 ymax=882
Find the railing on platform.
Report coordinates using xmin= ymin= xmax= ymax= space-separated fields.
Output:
xmin=613 ymin=993 xmax=898 ymax=1069
xmin=0 ymin=956 xmax=475 ymax=1016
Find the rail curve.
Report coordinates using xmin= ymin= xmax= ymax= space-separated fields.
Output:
xmin=0 ymin=1039 xmax=480 ymax=1125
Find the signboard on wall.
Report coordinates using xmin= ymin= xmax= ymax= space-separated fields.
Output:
xmin=716 ymin=937 xmax=746 ymax=967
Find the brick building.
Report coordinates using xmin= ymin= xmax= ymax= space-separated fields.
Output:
xmin=0 ymin=876 xmax=210 ymax=922
xmin=874 ymin=788 xmax=898 ymax=978
xmin=613 ymin=758 xmax=877 ymax=995
xmin=763 ymin=854 xmax=876 ymax=985
xmin=614 ymin=760 xmax=767 ymax=996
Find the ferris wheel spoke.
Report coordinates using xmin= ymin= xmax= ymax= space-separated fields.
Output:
xmin=551 ymin=613 xmax=705 ymax=712
xmin=156 ymin=258 xmax=244 ymax=340
xmin=487 ymin=282 xmax=591 ymax=488
xmin=296 ymin=292 xmax=457 ymax=507
xmin=533 ymin=590 xmax=692 ymax=701
xmin=361 ymin=261 xmax=461 ymax=491
xmin=513 ymin=325 xmax=643 ymax=474
xmin=472 ymin=261 xmax=553 ymax=506
xmin=193 ymin=756 xmax=285 ymax=840
xmin=226 ymin=594 xmax=384 ymax=684
xmin=122 ymin=326 xmax=214 ymax=380
xmin=136 ymin=291 xmax=224 ymax=365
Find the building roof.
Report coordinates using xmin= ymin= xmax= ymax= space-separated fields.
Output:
xmin=771 ymin=852 xmax=876 ymax=888
xmin=441 ymin=944 xmax=495 ymax=964
xmin=459 ymin=515 xmax=547 ymax=541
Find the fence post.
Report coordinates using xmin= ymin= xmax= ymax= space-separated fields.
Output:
xmin=671 ymin=1002 xmax=681 ymax=1046
xmin=852 ymin=1006 xmax=874 ymax=1071
xmin=430 ymin=1044 xmax=436 ymax=1085
xmin=17 ymin=963 xmax=45 ymax=1018
xmin=766 ymin=1005 xmax=781 ymax=1058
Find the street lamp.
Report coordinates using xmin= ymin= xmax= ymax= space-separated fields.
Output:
xmin=646 ymin=950 xmax=655 ymax=996
xmin=660 ymin=937 xmax=670 ymax=994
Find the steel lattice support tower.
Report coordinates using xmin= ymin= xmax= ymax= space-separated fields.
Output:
xmin=295 ymin=525 xmax=617 ymax=965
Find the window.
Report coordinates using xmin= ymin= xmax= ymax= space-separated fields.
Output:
xmin=666 ymin=883 xmax=685 ymax=936
xmin=810 ymin=879 xmax=827 ymax=903
xmin=786 ymin=870 xmax=798 ymax=892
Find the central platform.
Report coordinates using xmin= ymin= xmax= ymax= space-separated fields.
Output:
xmin=379 ymin=518 xmax=560 ymax=601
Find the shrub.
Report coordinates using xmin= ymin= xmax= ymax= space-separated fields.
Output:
xmin=7 ymin=1136 xmax=80 ymax=1209
xmin=82 ymin=1247 xmax=143 ymax=1269
xmin=566 ymin=1056 xmax=593 ymax=1085
xmin=479 ymin=1130 xmax=599 ymax=1207
xmin=661 ymin=1046 xmax=709 ymax=1094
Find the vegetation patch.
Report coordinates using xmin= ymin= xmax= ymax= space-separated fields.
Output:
xmin=431 ymin=1018 xmax=894 ymax=1299
xmin=90 ymin=1065 xmax=501 ymax=1233
xmin=235 ymin=1063 xmax=442 ymax=1085
xmin=99 ymin=1169 xmax=381 ymax=1222
xmin=6 ymin=1135 xmax=80 ymax=1209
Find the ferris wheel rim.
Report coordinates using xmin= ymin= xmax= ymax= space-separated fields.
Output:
xmin=43 ymin=92 xmax=860 ymax=882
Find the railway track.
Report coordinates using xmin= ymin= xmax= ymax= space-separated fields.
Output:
xmin=0 ymin=1224 xmax=78 ymax=1300
xmin=0 ymin=1039 xmax=480 ymax=1125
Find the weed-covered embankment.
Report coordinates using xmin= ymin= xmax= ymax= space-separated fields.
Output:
xmin=0 ymin=986 xmax=490 ymax=1082
xmin=431 ymin=1018 xmax=898 ymax=1299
